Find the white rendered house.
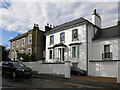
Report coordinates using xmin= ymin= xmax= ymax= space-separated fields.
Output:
xmin=45 ymin=9 xmax=120 ymax=74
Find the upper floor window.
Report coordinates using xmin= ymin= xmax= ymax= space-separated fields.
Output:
xmin=50 ymin=35 xmax=54 ymax=45
xmin=72 ymin=29 xmax=78 ymax=40
xmin=22 ymin=38 xmax=25 ymax=46
xmin=102 ymin=45 xmax=112 ymax=59
xmin=16 ymin=40 xmax=20 ymax=48
xmin=12 ymin=42 xmax=15 ymax=49
xmin=60 ymin=32 xmax=65 ymax=42
xmin=28 ymin=34 xmax=32 ymax=44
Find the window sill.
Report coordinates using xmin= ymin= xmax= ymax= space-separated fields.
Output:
xmin=72 ymin=38 xmax=79 ymax=41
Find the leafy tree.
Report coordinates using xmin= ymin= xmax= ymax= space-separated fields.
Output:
xmin=17 ymin=53 xmax=37 ymax=62
xmin=2 ymin=47 xmax=11 ymax=61
xmin=118 ymin=20 xmax=120 ymax=25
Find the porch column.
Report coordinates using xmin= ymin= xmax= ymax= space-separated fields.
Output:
xmin=61 ymin=48 xmax=63 ymax=61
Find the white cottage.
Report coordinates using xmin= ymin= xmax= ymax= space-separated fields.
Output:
xmin=45 ymin=9 xmax=120 ymax=76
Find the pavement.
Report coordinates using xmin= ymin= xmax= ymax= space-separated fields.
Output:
xmin=32 ymin=74 xmax=120 ymax=89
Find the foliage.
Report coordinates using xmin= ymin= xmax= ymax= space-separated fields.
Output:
xmin=117 ymin=20 xmax=120 ymax=25
xmin=17 ymin=53 xmax=37 ymax=62
xmin=2 ymin=48 xmax=11 ymax=61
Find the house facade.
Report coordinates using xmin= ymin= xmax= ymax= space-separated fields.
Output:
xmin=9 ymin=24 xmax=45 ymax=61
xmin=45 ymin=9 xmax=120 ymax=73
xmin=45 ymin=9 xmax=101 ymax=71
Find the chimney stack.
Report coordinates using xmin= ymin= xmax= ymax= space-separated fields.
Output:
xmin=92 ymin=9 xmax=101 ymax=28
xmin=45 ymin=23 xmax=53 ymax=32
xmin=33 ymin=23 xmax=39 ymax=29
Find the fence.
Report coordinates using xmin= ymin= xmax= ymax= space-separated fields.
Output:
xmin=23 ymin=61 xmax=70 ymax=78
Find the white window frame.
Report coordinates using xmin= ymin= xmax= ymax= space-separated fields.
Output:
xmin=12 ymin=41 xmax=15 ymax=49
xmin=28 ymin=34 xmax=32 ymax=44
xmin=16 ymin=40 xmax=20 ymax=48
xmin=28 ymin=48 xmax=31 ymax=54
xmin=22 ymin=38 xmax=25 ymax=46
xmin=71 ymin=45 xmax=80 ymax=58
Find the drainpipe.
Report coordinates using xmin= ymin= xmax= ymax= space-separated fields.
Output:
xmin=86 ymin=23 xmax=89 ymax=73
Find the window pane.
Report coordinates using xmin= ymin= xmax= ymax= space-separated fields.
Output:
xmin=77 ymin=46 xmax=80 ymax=57
xmin=72 ymin=29 xmax=78 ymax=40
xmin=105 ymin=52 xmax=110 ymax=58
xmin=104 ymin=45 xmax=110 ymax=52
xmin=60 ymin=33 xmax=65 ymax=42
xmin=72 ymin=47 xmax=76 ymax=58
xmin=50 ymin=35 xmax=54 ymax=45
xmin=49 ymin=50 xmax=52 ymax=59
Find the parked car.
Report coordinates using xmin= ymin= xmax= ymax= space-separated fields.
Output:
xmin=70 ymin=66 xmax=87 ymax=76
xmin=2 ymin=61 xmax=32 ymax=78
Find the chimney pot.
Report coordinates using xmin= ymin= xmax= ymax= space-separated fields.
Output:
xmin=50 ymin=25 xmax=52 ymax=28
xmin=47 ymin=23 xmax=49 ymax=26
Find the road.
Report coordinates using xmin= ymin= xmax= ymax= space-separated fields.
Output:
xmin=2 ymin=75 xmax=83 ymax=89
xmin=1 ymin=74 xmax=120 ymax=89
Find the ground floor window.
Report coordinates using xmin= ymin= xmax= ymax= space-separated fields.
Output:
xmin=72 ymin=45 xmax=80 ymax=58
xmin=72 ymin=47 xmax=76 ymax=58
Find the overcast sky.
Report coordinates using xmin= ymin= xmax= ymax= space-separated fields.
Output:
xmin=0 ymin=0 xmax=119 ymax=48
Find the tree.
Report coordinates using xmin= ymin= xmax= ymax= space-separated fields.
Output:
xmin=118 ymin=20 xmax=120 ymax=25
xmin=2 ymin=46 xmax=11 ymax=61
xmin=17 ymin=53 xmax=37 ymax=62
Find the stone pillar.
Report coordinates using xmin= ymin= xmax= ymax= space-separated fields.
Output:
xmin=65 ymin=61 xmax=70 ymax=78
xmin=117 ymin=62 xmax=120 ymax=83
xmin=61 ymin=48 xmax=63 ymax=61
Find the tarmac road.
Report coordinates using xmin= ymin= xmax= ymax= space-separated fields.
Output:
xmin=2 ymin=75 xmax=83 ymax=89
xmin=1 ymin=74 xmax=120 ymax=89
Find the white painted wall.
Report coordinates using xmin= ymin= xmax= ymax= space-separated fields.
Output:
xmin=23 ymin=61 xmax=70 ymax=78
xmin=45 ymin=24 xmax=88 ymax=70
xmin=117 ymin=62 xmax=120 ymax=83
xmin=89 ymin=61 xmax=118 ymax=77
xmin=91 ymin=38 xmax=119 ymax=61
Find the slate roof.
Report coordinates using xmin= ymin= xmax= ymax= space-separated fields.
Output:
xmin=92 ymin=25 xmax=120 ymax=40
xmin=9 ymin=32 xmax=28 ymax=42
xmin=45 ymin=17 xmax=88 ymax=34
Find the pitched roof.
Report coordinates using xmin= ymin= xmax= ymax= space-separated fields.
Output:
xmin=92 ymin=25 xmax=120 ymax=40
xmin=9 ymin=32 xmax=28 ymax=42
xmin=45 ymin=17 xmax=88 ymax=34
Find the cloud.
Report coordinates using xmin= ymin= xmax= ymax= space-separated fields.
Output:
xmin=0 ymin=1 xmax=118 ymax=34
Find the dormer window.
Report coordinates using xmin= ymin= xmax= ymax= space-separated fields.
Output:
xmin=72 ymin=29 xmax=78 ymax=40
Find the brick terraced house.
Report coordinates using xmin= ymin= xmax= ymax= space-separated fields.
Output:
xmin=9 ymin=24 xmax=45 ymax=61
